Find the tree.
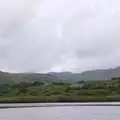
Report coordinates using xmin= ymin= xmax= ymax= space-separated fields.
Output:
xmin=17 ymin=82 xmax=28 ymax=95
xmin=77 ymin=80 xmax=85 ymax=84
xmin=32 ymin=81 xmax=44 ymax=86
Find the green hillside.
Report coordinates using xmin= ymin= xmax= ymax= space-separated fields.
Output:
xmin=0 ymin=71 xmax=58 ymax=85
xmin=1 ymin=66 xmax=120 ymax=85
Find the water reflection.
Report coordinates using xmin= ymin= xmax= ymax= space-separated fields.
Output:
xmin=0 ymin=105 xmax=120 ymax=120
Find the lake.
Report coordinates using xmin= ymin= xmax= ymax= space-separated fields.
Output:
xmin=0 ymin=103 xmax=120 ymax=120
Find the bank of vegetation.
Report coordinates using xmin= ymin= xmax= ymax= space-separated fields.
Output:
xmin=0 ymin=77 xmax=120 ymax=103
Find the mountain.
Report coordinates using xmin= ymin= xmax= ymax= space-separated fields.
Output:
xmin=48 ymin=67 xmax=120 ymax=81
xmin=0 ymin=72 xmax=59 ymax=84
xmin=0 ymin=66 xmax=120 ymax=84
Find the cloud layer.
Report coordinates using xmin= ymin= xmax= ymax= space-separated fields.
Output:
xmin=0 ymin=0 xmax=120 ymax=73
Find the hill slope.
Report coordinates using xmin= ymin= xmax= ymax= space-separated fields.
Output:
xmin=0 ymin=72 xmax=58 ymax=84
xmin=49 ymin=67 xmax=120 ymax=81
xmin=0 ymin=66 xmax=120 ymax=84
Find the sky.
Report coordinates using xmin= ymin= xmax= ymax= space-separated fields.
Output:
xmin=0 ymin=0 xmax=120 ymax=73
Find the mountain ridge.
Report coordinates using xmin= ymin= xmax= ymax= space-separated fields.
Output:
xmin=48 ymin=66 xmax=120 ymax=81
xmin=0 ymin=66 xmax=120 ymax=84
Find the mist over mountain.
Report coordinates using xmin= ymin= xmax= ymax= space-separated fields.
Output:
xmin=0 ymin=66 xmax=120 ymax=84
xmin=48 ymin=67 xmax=120 ymax=81
xmin=0 ymin=71 xmax=58 ymax=84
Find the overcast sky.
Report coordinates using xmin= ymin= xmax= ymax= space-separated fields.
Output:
xmin=0 ymin=0 xmax=120 ymax=73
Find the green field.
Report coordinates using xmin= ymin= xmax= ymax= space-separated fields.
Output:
xmin=0 ymin=79 xmax=120 ymax=103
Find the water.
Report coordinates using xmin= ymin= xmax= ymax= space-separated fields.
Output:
xmin=0 ymin=104 xmax=120 ymax=120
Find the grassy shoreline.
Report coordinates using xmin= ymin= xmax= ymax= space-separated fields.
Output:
xmin=0 ymin=95 xmax=120 ymax=103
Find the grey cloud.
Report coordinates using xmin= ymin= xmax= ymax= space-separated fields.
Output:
xmin=0 ymin=0 xmax=120 ymax=72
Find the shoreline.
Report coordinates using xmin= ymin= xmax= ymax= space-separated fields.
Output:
xmin=0 ymin=102 xmax=120 ymax=109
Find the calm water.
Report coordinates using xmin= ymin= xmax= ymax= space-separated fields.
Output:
xmin=0 ymin=105 xmax=120 ymax=120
